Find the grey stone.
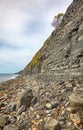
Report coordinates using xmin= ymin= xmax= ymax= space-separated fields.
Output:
xmin=16 ymin=105 xmax=26 ymax=115
xmin=18 ymin=122 xmax=26 ymax=130
xmin=69 ymin=87 xmax=83 ymax=107
xmin=3 ymin=124 xmax=18 ymax=130
xmin=0 ymin=102 xmax=4 ymax=107
xmin=6 ymin=102 xmax=16 ymax=112
xmin=31 ymin=96 xmax=37 ymax=106
xmin=0 ymin=115 xmax=8 ymax=128
xmin=45 ymin=103 xmax=52 ymax=110
xmin=44 ymin=117 xmax=60 ymax=130
xmin=51 ymin=101 xmax=59 ymax=109
xmin=69 ymin=94 xmax=83 ymax=107
xmin=22 ymin=0 xmax=83 ymax=85
xmin=19 ymin=89 xmax=33 ymax=108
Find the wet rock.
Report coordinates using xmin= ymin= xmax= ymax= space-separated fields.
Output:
xmin=19 ymin=89 xmax=33 ymax=108
xmin=44 ymin=117 xmax=60 ymax=130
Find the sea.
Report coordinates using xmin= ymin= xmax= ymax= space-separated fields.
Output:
xmin=0 ymin=73 xmax=19 ymax=83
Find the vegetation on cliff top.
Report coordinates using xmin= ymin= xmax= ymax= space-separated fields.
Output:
xmin=51 ymin=13 xmax=63 ymax=28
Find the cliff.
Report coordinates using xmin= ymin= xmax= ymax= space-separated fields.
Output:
xmin=0 ymin=1 xmax=83 ymax=130
xmin=23 ymin=0 xmax=83 ymax=82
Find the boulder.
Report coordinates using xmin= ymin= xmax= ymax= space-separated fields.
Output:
xmin=0 ymin=115 xmax=8 ymax=128
xmin=44 ymin=117 xmax=60 ymax=130
xmin=19 ymin=89 xmax=33 ymax=108
xmin=70 ymin=113 xmax=81 ymax=125
xmin=69 ymin=87 xmax=83 ymax=107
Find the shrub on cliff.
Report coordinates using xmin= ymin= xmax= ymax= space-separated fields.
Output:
xmin=51 ymin=13 xmax=63 ymax=28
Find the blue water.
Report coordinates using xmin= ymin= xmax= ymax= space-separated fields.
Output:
xmin=0 ymin=73 xmax=19 ymax=83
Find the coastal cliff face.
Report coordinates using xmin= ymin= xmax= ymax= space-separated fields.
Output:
xmin=23 ymin=0 xmax=83 ymax=82
xmin=0 ymin=1 xmax=83 ymax=129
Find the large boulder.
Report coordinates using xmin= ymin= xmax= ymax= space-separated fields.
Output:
xmin=19 ymin=89 xmax=33 ymax=108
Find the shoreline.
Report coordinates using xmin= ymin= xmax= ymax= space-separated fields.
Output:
xmin=0 ymin=74 xmax=20 ymax=83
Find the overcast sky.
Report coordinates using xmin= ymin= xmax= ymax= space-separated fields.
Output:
xmin=0 ymin=0 xmax=73 ymax=73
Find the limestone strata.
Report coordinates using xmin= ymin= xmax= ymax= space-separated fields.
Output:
xmin=23 ymin=0 xmax=83 ymax=84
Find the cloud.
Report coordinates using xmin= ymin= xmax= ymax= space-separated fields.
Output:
xmin=0 ymin=0 xmax=73 ymax=73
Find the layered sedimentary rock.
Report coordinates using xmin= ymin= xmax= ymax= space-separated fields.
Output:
xmin=23 ymin=0 xmax=83 ymax=83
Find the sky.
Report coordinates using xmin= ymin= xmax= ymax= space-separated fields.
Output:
xmin=0 ymin=0 xmax=73 ymax=73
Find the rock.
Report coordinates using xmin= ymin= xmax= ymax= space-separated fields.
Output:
xmin=3 ymin=124 xmax=18 ymax=130
xmin=6 ymin=102 xmax=16 ymax=112
xmin=45 ymin=103 xmax=52 ymax=109
xmin=70 ymin=113 xmax=81 ymax=125
xmin=51 ymin=101 xmax=59 ymax=109
xmin=16 ymin=105 xmax=26 ymax=115
xmin=0 ymin=115 xmax=8 ymax=128
xmin=66 ymin=122 xmax=72 ymax=127
xmin=36 ymin=114 xmax=40 ymax=119
xmin=31 ymin=96 xmax=37 ymax=106
xmin=65 ymin=82 xmax=73 ymax=88
xmin=9 ymin=117 xmax=16 ymax=123
xmin=0 ymin=102 xmax=5 ymax=108
xmin=66 ymin=107 xmax=79 ymax=113
xmin=19 ymin=89 xmax=33 ymax=108
xmin=3 ymin=94 xmax=8 ymax=99
xmin=73 ymin=87 xmax=83 ymax=97
xmin=44 ymin=117 xmax=60 ymax=130
xmin=21 ymin=112 xmax=26 ymax=117
xmin=18 ymin=121 xmax=26 ymax=130
xmin=22 ymin=0 xmax=83 ymax=85
xmin=69 ymin=87 xmax=83 ymax=107
xmin=0 ymin=0 xmax=83 ymax=130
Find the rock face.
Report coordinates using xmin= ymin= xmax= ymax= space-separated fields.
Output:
xmin=0 ymin=1 xmax=83 ymax=130
xmin=23 ymin=0 xmax=83 ymax=84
